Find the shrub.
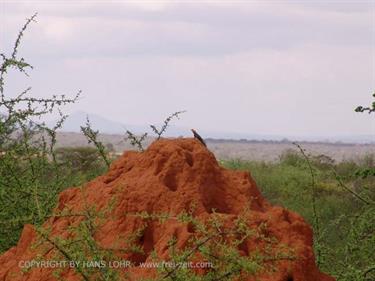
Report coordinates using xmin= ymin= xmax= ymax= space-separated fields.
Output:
xmin=278 ymin=149 xmax=305 ymax=167
xmin=55 ymin=146 xmax=107 ymax=180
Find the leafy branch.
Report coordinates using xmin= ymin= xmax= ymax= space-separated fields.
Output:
xmin=80 ymin=117 xmax=111 ymax=168
xmin=125 ymin=111 xmax=186 ymax=152
xmin=150 ymin=110 xmax=186 ymax=140
xmin=355 ymin=92 xmax=375 ymax=114
xmin=293 ymin=142 xmax=322 ymax=266
xmin=0 ymin=13 xmax=37 ymax=94
xmin=0 ymin=14 xmax=81 ymax=251
xmin=125 ymin=131 xmax=148 ymax=152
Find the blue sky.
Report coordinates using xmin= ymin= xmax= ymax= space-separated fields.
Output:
xmin=1 ymin=0 xmax=374 ymax=139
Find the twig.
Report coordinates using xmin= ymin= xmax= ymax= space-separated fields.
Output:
xmin=125 ymin=131 xmax=147 ymax=152
xmin=150 ymin=111 xmax=186 ymax=139
xmin=293 ymin=142 xmax=322 ymax=266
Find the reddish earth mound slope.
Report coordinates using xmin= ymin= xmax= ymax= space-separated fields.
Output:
xmin=0 ymin=138 xmax=334 ymax=281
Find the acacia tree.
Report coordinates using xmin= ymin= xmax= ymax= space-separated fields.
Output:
xmin=0 ymin=14 xmax=81 ymax=251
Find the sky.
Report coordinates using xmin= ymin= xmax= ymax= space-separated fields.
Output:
xmin=0 ymin=0 xmax=374 ymax=140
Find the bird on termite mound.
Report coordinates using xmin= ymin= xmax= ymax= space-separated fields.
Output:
xmin=191 ymin=129 xmax=206 ymax=147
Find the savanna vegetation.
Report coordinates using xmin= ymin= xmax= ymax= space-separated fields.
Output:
xmin=0 ymin=15 xmax=373 ymax=281
xmin=223 ymin=149 xmax=374 ymax=280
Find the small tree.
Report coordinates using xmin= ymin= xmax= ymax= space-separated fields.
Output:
xmin=0 ymin=14 xmax=81 ymax=251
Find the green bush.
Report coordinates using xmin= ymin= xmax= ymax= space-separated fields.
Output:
xmin=278 ymin=149 xmax=306 ymax=167
xmin=55 ymin=146 xmax=107 ymax=180
xmin=222 ymin=151 xmax=375 ymax=281
xmin=0 ymin=15 xmax=104 ymax=252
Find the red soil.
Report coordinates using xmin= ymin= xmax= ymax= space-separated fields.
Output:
xmin=0 ymin=138 xmax=335 ymax=281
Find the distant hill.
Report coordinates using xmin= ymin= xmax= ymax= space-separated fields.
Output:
xmin=51 ymin=111 xmax=147 ymax=134
xmin=52 ymin=111 xmax=374 ymax=144
xmin=51 ymin=111 xmax=214 ymax=137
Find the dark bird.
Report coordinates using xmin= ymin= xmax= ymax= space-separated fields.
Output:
xmin=191 ymin=129 xmax=206 ymax=147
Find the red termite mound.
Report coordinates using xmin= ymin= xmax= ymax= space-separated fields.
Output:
xmin=0 ymin=138 xmax=334 ymax=281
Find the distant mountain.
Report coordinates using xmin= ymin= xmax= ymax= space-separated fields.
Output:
xmin=52 ymin=111 xmax=195 ymax=136
xmin=53 ymin=111 xmax=374 ymax=144
xmin=55 ymin=112 xmax=270 ymax=139
xmin=52 ymin=111 xmax=145 ymax=134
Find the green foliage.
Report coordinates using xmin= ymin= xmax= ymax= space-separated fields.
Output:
xmin=54 ymin=146 xmax=107 ymax=181
xmin=325 ymin=205 xmax=375 ymax=281
xmin=146 ymin=210 xmax=293 ymax=281
xmin=0 ymin=15 xmax=116 ymax=254
xmin=32 ymin=201 xmax=293 ymax=281
xmin=222 ymin=151 xmax=375 ymax=281
xmin=354 ymin=96 xmax=375 ymax=181
xmin=355 ymin=92 xmax=375 ymax=114
xmin=81 ymin=117 xmax=111 ymax=168
xmin=125 ymin=110 xmax=186 ymax=151
xmin=150 ymin=111 xmax=186 ymax=140
xmin=35 ymin=192 xmax=129 ymax=281
xmin=125 ymin=131 xmax=148 ymax=152
xmin=278 ymin=149 xmax=306 ymax=167
xmin=0 ymin=14 xmax=85 ymax=252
